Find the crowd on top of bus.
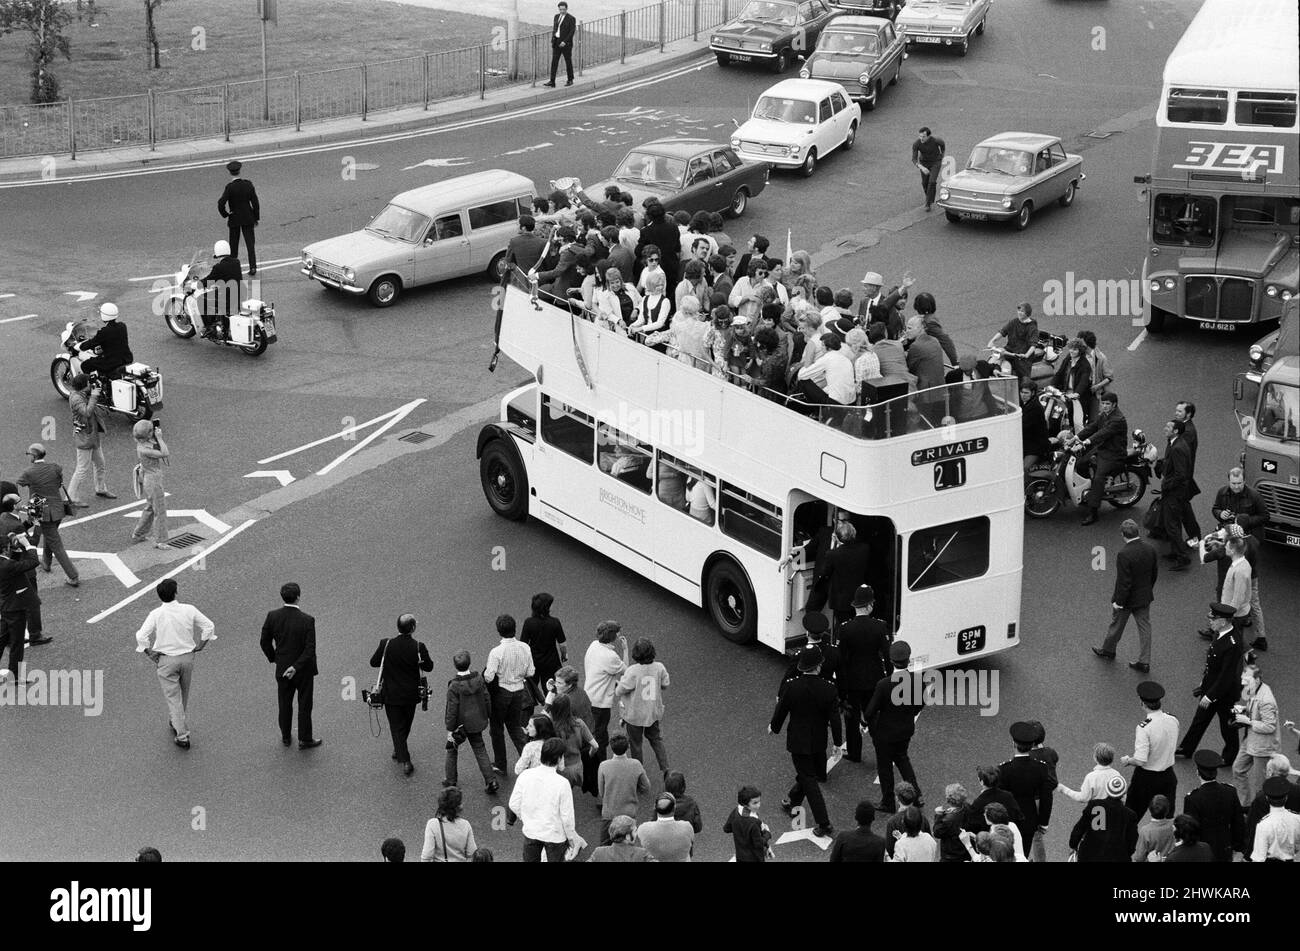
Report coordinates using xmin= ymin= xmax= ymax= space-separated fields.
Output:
xmin=505 ymin=186 xmax=1021 ymax=432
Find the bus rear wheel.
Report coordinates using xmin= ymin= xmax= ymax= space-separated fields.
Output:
xmin=705 ymin=559 xmax=757 ymax=644
xmin=480 ymin=439 xmax=528 ymax=521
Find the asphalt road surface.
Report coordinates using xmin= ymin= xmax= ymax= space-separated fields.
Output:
xmin=0 ymin=0 xmax=1295 ymax=861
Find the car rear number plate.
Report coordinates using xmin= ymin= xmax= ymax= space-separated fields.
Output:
xmin=1198 ymin=321 xmax=1236 ymax=331
xmin=730 ymin=54 xmax=753 ymax=61
xmin=1287 ymin=534 xmax=1300 ymax=547
xmin=915 ymin=35 xmax=945 ymax=43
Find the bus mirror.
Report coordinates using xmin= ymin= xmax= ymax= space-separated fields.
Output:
xmin=1233 ymin=377 xmax=1243 ymax=402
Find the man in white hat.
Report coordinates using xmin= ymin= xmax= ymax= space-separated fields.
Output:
xmin=856 ymin=271 xmax=913 ymax=336
xmin=199 ymin=239 xmax=243 ymax=339
xmin=75 ymin=302 xmax=133 ymax=379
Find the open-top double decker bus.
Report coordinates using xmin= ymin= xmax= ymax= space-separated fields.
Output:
xmin=477 ymin=272 xmax=1024 ymax=669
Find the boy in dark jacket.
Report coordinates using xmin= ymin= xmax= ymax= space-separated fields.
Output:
xmin=1069 ymin=775 xmax=1139 ymax=861
xmin=666 ymin=771 xmax=703 ymax=834
xmin=445 ymin=651 xmax=499 ymax=794
xmin=723 ymin=786 xmax=772 ymax=862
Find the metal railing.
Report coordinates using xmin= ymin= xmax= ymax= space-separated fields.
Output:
xmin=506 ymin=268 xmax=1019 ymax=441
xmin=0 ymin=0 xmax=734 ymax=160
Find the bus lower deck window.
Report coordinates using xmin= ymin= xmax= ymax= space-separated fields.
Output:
xmin=718 ymin=483 xmax=782 ymax=559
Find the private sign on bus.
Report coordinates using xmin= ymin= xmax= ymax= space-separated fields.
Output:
xmin=476 ymin=271 xmax=1025 ymax=670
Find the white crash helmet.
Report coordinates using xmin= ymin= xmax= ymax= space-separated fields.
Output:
xmin=99 ymin=302 xmax=119 ymax=321
xmin=213 ymin=240 xmax=231 ymax=258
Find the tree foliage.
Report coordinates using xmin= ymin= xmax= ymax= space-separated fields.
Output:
xmin=0 ymin=0 xmax=99 ymax=103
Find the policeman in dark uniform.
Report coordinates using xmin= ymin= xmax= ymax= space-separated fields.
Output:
xmin=769 ymin=647 xmax=842 ymax=838
xmin=780 ymin=613 xmax=839 ymax=690
xmin=1177 ymin=602 xmax=1245 ymax=763
xmin=999 ymin=721 xmax=1056 ymax=860
xmin=835 ymin=585 xmax=891 ymax=764
xmin=1183 ymin=749 xmax=1244 ymax=862
xmin=218 ymin=160 xmax=261 ymax=275
xmin=1120 ymin=681 xmax=1179 ymax=819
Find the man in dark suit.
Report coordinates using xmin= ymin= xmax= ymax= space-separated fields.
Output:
xmin=807 ymin=519 xmax=870 ymax=628
xmin=904 ymin=316 xmax=946 ymax=424
xmin=544 ymin=1 xmax=576 ymax=87
xmin=506 ymin=215 xmax=547 ymax=274
xmin=836 ymin=585 xmax=890 ymax=764
xmin=856 ymin=271 xmax=912 ymax=329
xmin=218 ymin=160 xmax=260 ymax=275
xmin=770 ymin=647 xmax=842 ymax=838
xmin=0 ymin=497 xmax=48 ymax=649
xmin=1183 ymin=749 xmax=1244 ymax=862
xmin=260 ymin=582 xmax=320 ymax=750
xmin=369 ymin=614 xmax=434 ymax=776
xmin=0 ymin=530 xmax=41 ymax=685
xmin=1094 ymin=518 xmax=1158 ymax=671
xmin=998 ymin=721 xmax=1056 ymax=860
xmin=863 ymin=640 xmax=923 ymax=813
xmin=1177 ymin=602 xmax=1245 ymax=763
xmin=1075 ymin=391 xmax=1127 ymax=527
xmin=1174 ymin=400 xmax=1198 ymax=469
xmin=1155 ymin=418 xmax=1200 ymax=568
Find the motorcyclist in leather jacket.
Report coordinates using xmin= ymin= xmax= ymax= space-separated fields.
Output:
xmin=200 ymin=239 xmax=243 ymax=339
xmin=77 ymin=302 xmax=134 ymax=379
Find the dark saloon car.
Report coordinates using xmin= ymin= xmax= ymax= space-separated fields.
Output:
xmin=710 ymin=0 xmax=837 ymax=73
xmin=798 ymin=15 xmax=905 ymax=109
xmin=831 ymin=0 xmax=906 ymax=20
xmin=587 ymin=139 xmax=769 ymax=218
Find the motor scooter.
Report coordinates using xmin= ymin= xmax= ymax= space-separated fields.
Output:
xmin=1024 ymin=429 xmax=1151 ymax=518
xmin=50 ymin=320 xmax=162 ymax=421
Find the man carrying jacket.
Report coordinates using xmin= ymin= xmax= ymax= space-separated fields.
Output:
xmin=1094 ymin=518 xmax=1158 ymax=672
xmin=445 ymin=650 xmax=499 ymax=794
xmin=1075 ymin=391 xmax=1127 ymax=527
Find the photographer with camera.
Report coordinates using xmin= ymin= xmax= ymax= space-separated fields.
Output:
xmin=0 ymin=528 xmax=42 ymax=685
xmin=0 ymin=495 xmax=51 ymax=653
xmin=444 ymin=650 xmax=499 ymax=794
xmin=368 ymin=614 xmax=434 ymax=777
xmin=17 ymin=443 xmax=79 ymax=587
xmin=67 ymin=374 xmax=115 ymax=507
xmin=130 ymin=420 xmax=170 ymax=549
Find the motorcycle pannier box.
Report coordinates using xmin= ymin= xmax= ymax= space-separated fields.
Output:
xmin=111 ymin=378 xmax=138 ymax=411
xmin=228 ymin=314 xmax=257 ymax=345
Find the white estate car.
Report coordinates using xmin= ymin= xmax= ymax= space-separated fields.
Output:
xmin=730 ymin=78 xmax=862 ymax=177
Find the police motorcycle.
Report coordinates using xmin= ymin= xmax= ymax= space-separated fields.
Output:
xmin=161 ymin=250 xmax=278 ymax=357
xmin=1024 ymin=426 xmax=1151 ymax=518
xmin=50 ymin=315 xmax=162 ymax=422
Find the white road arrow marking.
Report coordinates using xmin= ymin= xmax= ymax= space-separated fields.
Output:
xmin=499 ymin=143 xmax=553 ymax=156
xmin=64 ymin=291 xmax=98 ymax=303
xmin=775 ymin=828 xmax=833 ymax=850
xmin=62 ymin=496 xmax=163 ymax=527
xmin=257 ymin=399 xmax=427 ymax=475
xmin=401 ymin=157 xmax=472 ymax=170
xmin=88 ymin=519 xmax=257 ymax=624
xmin=244 ymin=469 xmax=295 ymax=487
xmin=0 ymin=314 xmax=37 ymax=324
xmin=65 ymin=551 xmax=140 ymax=587
xmin=123 ymin=509 xmax=230 ymax=534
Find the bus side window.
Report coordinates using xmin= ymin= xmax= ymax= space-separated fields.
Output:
xmin=656 ymin=451 xmax=717 ymax=526
xmin=596 ymin=423 xmax=652 ymax=494
xmin=907 ymin=516 xmax=990 ymax=591
xmin=540 ymin=395 xmax=595 ymax=464
xmin=718 ymin=483 xmax=782 ymax=559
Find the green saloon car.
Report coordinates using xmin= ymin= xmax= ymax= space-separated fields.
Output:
xmin=710 ymin=0 xmax=837 ymax=73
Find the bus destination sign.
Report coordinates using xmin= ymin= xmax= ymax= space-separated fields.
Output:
xmin=911 ymin=437 xmax=989 ymax=467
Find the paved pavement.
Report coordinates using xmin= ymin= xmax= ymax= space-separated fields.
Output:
xmin=2 ymin=0 xmax=1296 ymax=862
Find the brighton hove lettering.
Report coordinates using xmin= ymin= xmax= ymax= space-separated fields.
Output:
xmin=49 ymin=882 xmax=152 ymax=931
xmin=888 ymin=668 xmax=1000 ymax=716
xmin=598 ymin=487 xmax=647 ymax=524
xmin=0 ymin=666 xmax=103 ymax=716
xmin=1041 ymin=271 xmax=1145 ymax=318
xmin=911 ymin=437 xmax=988 ymax=467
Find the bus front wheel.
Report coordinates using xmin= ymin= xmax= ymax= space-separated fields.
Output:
xmin=705 ymin=559 xmax=757 ymax=645
xmin=480 ymin=439 xmax=529 ymax=521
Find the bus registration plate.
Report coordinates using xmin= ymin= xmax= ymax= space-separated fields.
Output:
xmin=933 ymin=458 xmax=966 ymax=491
xmin=956 ymin=625 xmax=986 ymax=655
xmin=1197 ymin=321 xmax=1235 ymax=331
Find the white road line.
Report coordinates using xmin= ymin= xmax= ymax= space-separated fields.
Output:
xmin=128 ymin=256 xmax=299 ymax=282
xmin=1 ymin=59 xmax=712 ymax=187
xmin=0 ymin=293 xmax=15 ymax=299
xmin=1127 ymin=329 xmax=1147 ymax=351
xmin=61 ymin=496 xmax=161 ymax=527
xmin=244 ymin=469 xmax=295 ymax=487
xmin=258 ymin=402 xmax=421 ymax=464
xmin=64 ymin=291 xmax=97 ymax=302
xmin=87 ymin=518 xmax=258 ymax=624
xmin=123 ymin=508 xmax=231 ymax=534
xmin=65 ymin=551 xmax=141 ymax=587
xmin=0 ymin=313 xmax=37 ymax=324
xmin=316 ymin=398 xmax=425 ymax=475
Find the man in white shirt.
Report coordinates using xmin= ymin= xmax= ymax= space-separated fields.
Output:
xmin=134 ymin=578 xmax=215 ymax=749
xmin=509 ymin=738 xmax=577 ymax=861
xmin=486 ymin=613 xmax=534 ymax=773
xmin=795 ymin=335 xmax=857 ymax=413
xmin=1251 ymin=776 xmax=1300 ymax=862
xmin=584 ymin=620 xmax=628 ymax=763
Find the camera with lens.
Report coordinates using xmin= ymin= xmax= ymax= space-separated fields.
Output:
xmin=361 ymin=688 xmax=384 ymax=709
xmin=18 ymin=495 xmax=48 ymax=524
xmin=417 ymin=678 xmax=431 ymax=712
